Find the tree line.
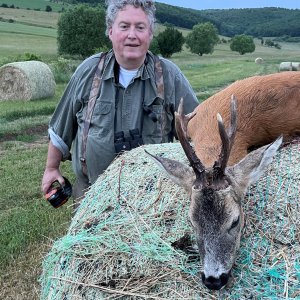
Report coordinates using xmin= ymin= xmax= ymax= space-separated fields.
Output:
xmin=3 ymin=0 xmax=300 ymax=37
xmin=155 ymin=4 xmax=300 ymax=38
xmin=62 ymin=1 xmax=300 ymax=38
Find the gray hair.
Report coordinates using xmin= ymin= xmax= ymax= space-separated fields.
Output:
xmin=105 ymin=0 xmax=156 ymax=36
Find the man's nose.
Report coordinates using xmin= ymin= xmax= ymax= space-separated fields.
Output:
xmin=127 ymin=27 xmax=137 ymax=38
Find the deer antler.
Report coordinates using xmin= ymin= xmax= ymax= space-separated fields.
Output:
xmin=175 ymin=98 xmax=207 ymax=183
xmin=213 ymin=95 xmax=237 ymax=179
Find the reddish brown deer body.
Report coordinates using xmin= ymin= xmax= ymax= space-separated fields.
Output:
xmin=188 ymin=71 xmax=300 ymax=167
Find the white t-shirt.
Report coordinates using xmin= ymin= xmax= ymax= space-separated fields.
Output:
xmin=119 ymin=66 xmax=138 ymax=88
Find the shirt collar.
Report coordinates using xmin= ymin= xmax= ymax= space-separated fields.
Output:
xmin=102 ymin=50 xmax=154 ymax=83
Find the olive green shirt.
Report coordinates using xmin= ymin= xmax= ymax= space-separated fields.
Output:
xmin=49 ymin=50 xmax=199 ymax=185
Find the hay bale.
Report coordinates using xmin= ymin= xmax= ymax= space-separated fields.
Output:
xmin=0 ymin=61 xmax=56 ymax=101
xmin=279 ymin=61 xmax=300 ymax=72
xmin=255 ymin=57 xmax=263 ymax=64
xmin=40 ymin=141 xmax=300 ymax=299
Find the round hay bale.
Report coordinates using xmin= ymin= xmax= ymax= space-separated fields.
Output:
xmin=255 ymin=57 xmax=263 ymax=64
xmin=279 ymin=62 xmax=293 ymax=71
xmin=0 ymin=61 xmax=56 ymax=101
xmin=279 ymin=62 xmax=300 ymax=72
xmin=40 ymin=141 xmax=300 ymax=299
xmin=291 ymin=62 xmax=300 ymax=71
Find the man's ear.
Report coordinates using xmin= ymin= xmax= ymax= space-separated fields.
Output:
xmin=145 ymin=150 xmax=195 ymax=193
xmin=227 ymin=136 xmax=282 ymax=194
xmin=108 ymin=27 xmax=113 ymax=41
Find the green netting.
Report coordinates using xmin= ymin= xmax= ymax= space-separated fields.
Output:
xmin=40 ymin=141 xmax=300 ymax=299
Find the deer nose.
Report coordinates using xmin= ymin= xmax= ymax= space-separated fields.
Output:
xmin=201 ymin=272 xmax=230 ymax=290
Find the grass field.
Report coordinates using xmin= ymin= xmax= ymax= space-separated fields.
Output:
xmin=0 ymin=7 xmax=60 ymax=28
xmin=1 ymin=4 xmax=300 ymax=300
xmin=0 ymin=0 xmax=69 ymax=12
xmin=0 ymin=7 xmax=58 ymax=59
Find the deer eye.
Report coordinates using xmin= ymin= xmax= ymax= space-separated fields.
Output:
xmin=230 ymin=217 xmax=240 ymax=231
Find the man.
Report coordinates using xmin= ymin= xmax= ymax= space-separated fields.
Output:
xmin=41 ymin=0 xmax=199 ymax=206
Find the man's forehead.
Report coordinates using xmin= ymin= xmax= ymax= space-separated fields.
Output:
xmin=117 ymin=5 xmax=147 ymax=17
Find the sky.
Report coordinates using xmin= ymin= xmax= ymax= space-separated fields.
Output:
xmin=157 ymin=0 xmax=300 ymax=10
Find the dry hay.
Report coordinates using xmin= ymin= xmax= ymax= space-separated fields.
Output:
xmin=279 ymin=62 xmax=300 ymax=72
xmin=0 ymin=61 xmax=56 ymax=101
xmin=255 ymin=57 xmax=264 ymax=64
xmin=40 ymin=141 xmax=300 ymax=299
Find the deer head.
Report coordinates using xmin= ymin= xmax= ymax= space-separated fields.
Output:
xmin=146 ymin=96 xmax=282 ymax=290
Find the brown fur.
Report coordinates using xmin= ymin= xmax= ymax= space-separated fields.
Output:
xmin=188 ymin=71 xmax=300 ymax=167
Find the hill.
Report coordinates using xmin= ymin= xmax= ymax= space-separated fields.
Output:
xmin=1 ymin=0 xmax=300 ymax=37
xmin=155 ymin=3 xmax=300 ymax=37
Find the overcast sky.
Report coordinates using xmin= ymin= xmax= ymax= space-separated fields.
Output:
xmin=157 ymin=0 xmax=300 ymax=10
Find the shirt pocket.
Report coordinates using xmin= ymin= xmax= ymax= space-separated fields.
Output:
xmin=91 ymin=100 xmax=113 ymax=136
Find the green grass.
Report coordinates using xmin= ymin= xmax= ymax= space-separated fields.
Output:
xmin=0 ymin=32 xmax=57 ymax=59
xmin=0 ymin=85 xmax=65 ymax=140
xmin=0 ymin=84 xmax=73 ymax=282
xmin=0 ymin=21 xmax=57 ymax=37
xmin=1 ymin=0 xmax=70 ymax=12
xmin=0 ymin=143 xmax=73 ymax=269
xmin=0 ymin=7 xmax=60 ymax=28
xmin=0 ymin=7 xmax=58 ymax=59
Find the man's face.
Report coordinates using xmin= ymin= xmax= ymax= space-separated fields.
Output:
xmin=109 ymin=4 xmax=153 ymax=69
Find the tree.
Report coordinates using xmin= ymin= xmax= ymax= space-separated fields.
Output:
xmin=230 ymin=34 xmax=255 ymax=55
xmin=264 ymin=39 xmax=275 ymax=47
xmin=155 ymin=26 xmax=185 ymax=58
xmin=45 ymin=5 xmax=52 ymax=12
xmin=185 ymin=22 xmax=219 ymax=56
xmin=149 ymin=37 xmax=160 ymax=55
xmin=57 ymin=5 xmax=110 ymax=57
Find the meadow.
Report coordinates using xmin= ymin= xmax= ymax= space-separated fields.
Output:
xmin=1 ymin=0 xmax=69 ymax=11
xmin=1 ymin=5 xmax=300 ymax=300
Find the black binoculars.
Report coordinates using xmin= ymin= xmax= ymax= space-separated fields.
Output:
xmin=114 ymin=128 xmax=144 ymax=154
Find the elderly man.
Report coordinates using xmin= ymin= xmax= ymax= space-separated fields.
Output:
xmin=42 ymin=0 xmax=198 ymax=206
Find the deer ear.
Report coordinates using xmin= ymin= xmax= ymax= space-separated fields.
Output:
xmin=227 ymin=136 xmax=282 ymax=194
xmin=145 ymin=150 xmax=195 ymax=192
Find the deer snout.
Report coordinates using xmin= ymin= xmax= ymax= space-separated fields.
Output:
xmin=201 ymin=271 xmax=230 ymax=290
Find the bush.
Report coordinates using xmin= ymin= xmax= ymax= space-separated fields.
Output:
xmin=274 ymin=43 xmax=281 ymax=49
xmin=45 ymin=5 xmax=52 ymax=12
xmin=156 ymin=26 xmax=185 ymax=58
xmin=264 ymin=39 xmax=275 ymax=47
xmin=50 ymin=57 xmax=80 ymax=84
xmin=149 ymin=37 xmax=160 ymax=55
xmin=24 ymin=53 xmax=42 ymax=61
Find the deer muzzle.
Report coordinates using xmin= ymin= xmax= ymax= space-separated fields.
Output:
xmin=201 ymin=271 xmax=231 ymax=290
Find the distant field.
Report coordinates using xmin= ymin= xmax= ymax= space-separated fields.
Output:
xmin=0 ymin=0 xmax=69 ymax=12
xmin=0 ymin=7 xmax=60 ymax=28
xmin=0 ymin=21 xmax=57 ymax=37
xmin=0 ymin=31 xmax=57 ymax=58
xmin=0 ymin=7 xmax=57 ymax=58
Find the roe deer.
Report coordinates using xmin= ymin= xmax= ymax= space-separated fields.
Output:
xmin=146 ymin=97 xmax=282 ymax=290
